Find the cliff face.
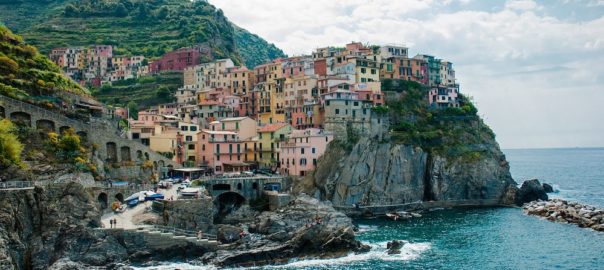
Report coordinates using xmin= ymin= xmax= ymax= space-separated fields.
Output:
xmin=300 ymin=137 xmax=516 ymax=208
xmin=0 ymin=184 xmax=102 ymax=270
xmin=297 ymin=81 xmax=518 ymax=208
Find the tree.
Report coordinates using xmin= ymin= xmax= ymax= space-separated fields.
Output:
xmin=136 ymin=3 xmax=150 ymax=20
xmin=156 ymin=6 xmax=169 ymax=19
xmin=156 ymin=86 xmax=171 ymax=100
xmin=0 ymin=56 xmax=19 ymax=75
xmin=126 ymin=101 xmax=138 ymax=120
xmin=0 ymin=119 xmax=24 ymax=168
xmin=64 ymin=4 xmax=79 ymax=17
xmin=115 ymin=3 xmax=128 ymax=17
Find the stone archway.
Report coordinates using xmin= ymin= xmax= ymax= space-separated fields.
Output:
xmin=144 ymin=152 xmax=150 ymax=160
xmin=59 ymin=126 xmax=71 ymax=135
xmin=115 ymin=193 xmax=125 ymax=203
xmin=120 ymin=146 xmax=131 ymax=162
xmin=158 ymin=160 xmax=165 ymax=168
xmin=214 ymin=191 xmax=246 ymax=223
xmin=106 ymin=142 xmax=118 ymax=163
xmin=36 ymin=119 xmax=55 ymax=132
xmin=76 ymin=131 xmax=87 ymax=141
xmin=0 ymin=105 xmax=5 ymax=119
xmin=153 ymin=161 xmax=158 ymax=170
xmin=98 ymin=192 xmax=108 ymax=209
xmin=10 ymin=111 xmax=31 ymax=127
xmin=136 ymin=150 xmax=143 ymax=161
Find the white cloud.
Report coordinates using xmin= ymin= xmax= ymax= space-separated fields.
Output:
xmin=505 ymin=0 xmax=540 ymax=11
xmin=210 ymin=0 xmax=604 ymax=148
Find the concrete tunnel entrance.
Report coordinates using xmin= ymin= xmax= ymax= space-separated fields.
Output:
xmin=214 ymin=192 xmax=245 ymax=223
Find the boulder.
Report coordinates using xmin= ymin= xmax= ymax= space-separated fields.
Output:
xmin=542 ymin=183 xmax=554 ymax=193
xmin=516 ymin=179 xmax=548 ymax=206
xmin=386 ymin=240 xmax=403 ymax=254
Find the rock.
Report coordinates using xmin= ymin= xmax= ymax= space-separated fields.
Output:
xmin=386 ymin=240 xmax=403 ymax=254
xmin=297 ymin=137 xmax=517 ymax=208
xmin=516 ymin=179 xmax=548 ymax=206
xmin=542 ymin=183 xmax=554 ymax=193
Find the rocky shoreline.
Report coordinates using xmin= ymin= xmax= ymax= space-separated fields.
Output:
xmin=523 ymin=199 xmax=604 ymax=232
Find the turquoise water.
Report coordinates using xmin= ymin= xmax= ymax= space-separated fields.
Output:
xmin=137 ymin=148 xmax=604 ymax=270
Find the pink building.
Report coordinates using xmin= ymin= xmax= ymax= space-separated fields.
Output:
xmin=428 ymin=87 xmax=459 ymax=109
xmin=114 ymin=107 xmax=128 ymax=119
xmin=279 ymin=128 xmax=334 ymax=177
xmin=196 ymin=117 xmax=257 ymax=173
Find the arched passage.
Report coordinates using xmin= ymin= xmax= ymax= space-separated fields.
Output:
xmin=120 ymin=146 xmax=131 ymax=162
xmin=76 ymin=131 xmax=87 ymax=141
xmin=59 ymin=126 xmax=71 ymax=135
xmin=214 ymin=191 xmax=246 ymax=223
xmin=36 ymin=119 xmax=55 ymax=132
xmin=158 ymin=160 xmax=165 ymax=168
xmin=115 ymin=193 xmax=124 ymax=203
xmin=106 ymin=142 xmax=118 ymax=163
xmin=144 ymin=152 xmax=150 ymax=160
xmin=136 ymin=150 xmax=143 ymax=161
xmin=97 ymin=192 xmax=108 ymax=209
xmin=153 ymin=161 xmax=158 ymax=170
xmin=0 ymin=105 xmax=5 ymax=118
xmin=10 ymin=111 xmax=31 ymax=127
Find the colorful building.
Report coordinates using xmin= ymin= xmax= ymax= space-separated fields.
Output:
xmin=279 ymin=128 xmax=334 ymax=177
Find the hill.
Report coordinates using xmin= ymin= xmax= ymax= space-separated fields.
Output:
xmin=234 ymin=25 xmax=286 ymax=68
xmin=0 ymin=25 xmax=88 ymax=100
xmin=0 ymin=0 xmax=285 ymax=67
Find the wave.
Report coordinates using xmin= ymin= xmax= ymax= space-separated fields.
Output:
xmin=356 ymin=224 xmax=378 ymax=233
xmin=130 ymin=262 xmax=217 ymax=270
xmin=237 ymin=240 xmax=431 ymax=269
xmin=130 ymin=241 xmax=430 ymax=270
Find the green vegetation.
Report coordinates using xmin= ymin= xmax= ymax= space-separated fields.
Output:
xmin=92 ymin=72 xmax=181 ymax=113
xmin=233 ymin=25 xmax=286 ymax=68
xmin=46 ymin=128 xmax=94 ymax=171
xmin=383 ymin=79 xmax=496 ymax=161
xmin=0 ymin=119 xmax=24 ymax=169
xmin=0 ymin=25 xmax=88 ymax=99
xmin=1 ymin=0 xmax=284 ymax=67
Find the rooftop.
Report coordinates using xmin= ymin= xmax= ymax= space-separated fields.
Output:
xmin=258 ymin=123 xmax=289 ymax=133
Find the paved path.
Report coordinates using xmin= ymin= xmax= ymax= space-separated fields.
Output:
xmin=101 ymin=185 xmax=182 ymax=229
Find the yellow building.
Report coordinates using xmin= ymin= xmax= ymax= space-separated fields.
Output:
xmin=257 ymin=123 xmax=292 ymax=167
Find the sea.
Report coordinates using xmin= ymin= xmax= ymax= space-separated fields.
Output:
xmin=134 ymin=148 xmax=604 ymax=270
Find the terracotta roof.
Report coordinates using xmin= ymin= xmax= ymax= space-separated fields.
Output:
xmin=258 ymin=123 xmax=289 ymax=133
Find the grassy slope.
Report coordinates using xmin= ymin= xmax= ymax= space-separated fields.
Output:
xmin=0 ymin=0 xmax=285 ymax=67
xmin=0 ymin=25 xmax=88 ymax=100
xmin=92 ymin=72 xmax=181 ymax=109
xmin=234 ymin=25 xmax=286 ymax=68
xmin=381 ymin=79 xmax=497 ymax=161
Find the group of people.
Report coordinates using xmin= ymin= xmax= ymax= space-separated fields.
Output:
xmin=109 ymin=218 xmax=118 ymax=228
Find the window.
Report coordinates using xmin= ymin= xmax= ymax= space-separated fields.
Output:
xmin=190 ymin=126 xmax=197 ymax=132
xmin=361 ymin=67 xmax=366 ymax=74
xmin=354 ymin=101 xmax=359 ymax=106
xmin=335 ymin=109 xmax=340 ymax=115
xmin=312 ymin=148 xmax=316 ymax=154
xmin=221 ymin=123 xmax=225 ymax=130
xmin=185 ymin=136 xmax=193 ymax=142
xmin=313 ymin=158 xmax=317 ymax=166
xmin=181 ymin=126 xmax=188 ymax=131
xmin=202 ymin=144 xmax=205 ymax=151
xmin=301 ymin=148 xmax=305 ymax=154
xmin=300 ymin=158 xmax=307 ymax=165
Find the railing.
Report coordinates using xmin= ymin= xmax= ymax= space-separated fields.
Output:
xmin=0 ymin=181 xmax=34 ymax=190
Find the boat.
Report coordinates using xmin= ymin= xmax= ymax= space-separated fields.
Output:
xmin=144 ymin=191 xmax=164 ymax=201
xmin=126 ymin=199 xmax=139 ymax=207
xmin=386 ymin=213 xmax=400 ymax=221
xmin=180 ymin=188 xmax=201 ymax=196
xmin=115 ymin=204 xmax=127 ymax=213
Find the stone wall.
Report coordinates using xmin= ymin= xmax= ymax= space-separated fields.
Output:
xmin=0 ymin=95 xmax=178 ymax=173
xmin=153 ymin=198 xmax=214 ymax=233
xmin=324 ymin=114 xmax=389 ymax=141
xmin=106 ymin=166 xmax=153 ymax=182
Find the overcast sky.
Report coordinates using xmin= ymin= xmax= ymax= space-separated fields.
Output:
xmin=209 ymin=0 xmax=604 ymax=149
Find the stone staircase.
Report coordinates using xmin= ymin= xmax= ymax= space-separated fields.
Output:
xmin=125 ymin=226 xmax=220 ymax=250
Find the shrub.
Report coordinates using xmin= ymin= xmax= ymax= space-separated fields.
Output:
xmin=0 ymin=119 xmax=24 ymax=168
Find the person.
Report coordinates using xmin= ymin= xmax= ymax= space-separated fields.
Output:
xmin=109 ymin=219 xmax=113 ymax=228
xmin=113 ymin=218 xmax=117 ymax=228
xmin=197 ymin=230 xmax=202 ymax=239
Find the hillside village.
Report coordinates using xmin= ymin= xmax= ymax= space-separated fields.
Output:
xmin=48 ymin=42 xmax=461 ymax=177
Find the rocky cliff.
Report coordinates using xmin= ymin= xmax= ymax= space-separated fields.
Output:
xmin=296 ymin=81 xmax=518 ymax=209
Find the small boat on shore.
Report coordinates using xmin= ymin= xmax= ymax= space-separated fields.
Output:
xmin=126 ymin=199 xmax=139 ymax=207
xmin=180 ymin=188 xmax=201 ymax=197
xmin=144 ymin=191 xmax=164 ymax=201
